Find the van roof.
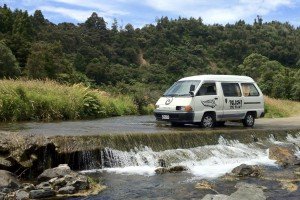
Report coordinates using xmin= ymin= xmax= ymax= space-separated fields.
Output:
xmin=179 ymin=75 xmax=255 ymax=82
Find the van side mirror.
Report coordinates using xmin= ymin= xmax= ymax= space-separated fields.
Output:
xmin=189 ymin=91 xmax=195 ymax=97
xmin=190 ymin=85 xmax=195 ymax=92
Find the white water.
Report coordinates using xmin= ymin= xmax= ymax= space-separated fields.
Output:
xmin=82 ymin=134 xmax=300 ymax=179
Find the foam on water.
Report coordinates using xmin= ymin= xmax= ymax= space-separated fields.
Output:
xmin=81 ymin=135 xmax=300 ymax=179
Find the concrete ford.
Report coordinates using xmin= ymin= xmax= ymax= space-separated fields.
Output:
xmin=154 ymin=75 xmax=265 ymax=128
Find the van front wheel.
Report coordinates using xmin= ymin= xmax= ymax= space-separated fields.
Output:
xmin=201 ymin=113 xmax=215 ymax=128
xmin=243 ymin=113 xmax=255 ymax=127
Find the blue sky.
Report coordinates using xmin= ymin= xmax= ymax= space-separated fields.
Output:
xmin=1 ymin=0 xmax=300 ymax=28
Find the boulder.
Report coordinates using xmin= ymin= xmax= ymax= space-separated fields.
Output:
xmin=202 ymin=194 xmax=230 ymax=200
xmin=168 ymin=165 xmax=188 ymax=173
xmin=51 ymin=177 xmax=67 ymax=188
xmin=0 ymin=170 xmax=20 ymax=189
xmin=29 ymin=188 xmax=55 ymax=199
xmin=15 ymin=190 xmax=29 ymax=200
xmin=67 ymin=174 xmax=89 ymax=190
xmin=269 ymin=145 xmax=298 ymax=166
xmin=231 ymin=164 xmax=261 ymax=177
xmin=37 ymin=164 xmax=74 ymax=182
xmin=58 ymin=186 xmax=76 ymax=194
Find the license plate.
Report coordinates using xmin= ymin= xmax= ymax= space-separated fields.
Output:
xmin=162 ymin=115 xmax=170 ymax=120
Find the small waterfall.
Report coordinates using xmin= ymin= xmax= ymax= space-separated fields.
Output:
xmin=80 ymin=134 xmax=300 ymax=178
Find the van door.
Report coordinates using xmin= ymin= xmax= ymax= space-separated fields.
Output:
xmin=220 ymin=82 xmax=244 ymax=120
xmin=193 ymin=82 xmax=222 ymax=122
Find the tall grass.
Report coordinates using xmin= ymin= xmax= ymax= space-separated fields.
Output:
xmin=264 ymin=96 xmax=300 ymax=118
xmin=0 ymin=79 xmax=138 ymax=122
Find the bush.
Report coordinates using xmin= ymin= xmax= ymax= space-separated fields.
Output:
xmin=0 ymin=79 xmax=138 ymax=122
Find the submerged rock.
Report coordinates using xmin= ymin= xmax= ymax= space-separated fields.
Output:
xmin=37 ymin=164 xmax=74 ymax=182
xmin=155 ymin=167 xmax=169 ymax=174
xmin=269 ymin=145 xmax=298 ymax=166
xmin=231 ymin=164 xmax=261 ymax=177
xmin=29 ymin=188 xmax=55 ymax=199
xmin=0 ymin=170 xmax=21 ymax=189
xmin=202 ymin=183 xmax=266 ymax=200
xmin=195 ymin=180 xmax=215 ymax=191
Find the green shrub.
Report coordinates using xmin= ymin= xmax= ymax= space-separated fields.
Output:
xmin=0 ymin=79 xmax=139 ymax=122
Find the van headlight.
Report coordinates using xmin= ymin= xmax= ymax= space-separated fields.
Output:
xmin=176 ymin=106 xmax=193 ymax=112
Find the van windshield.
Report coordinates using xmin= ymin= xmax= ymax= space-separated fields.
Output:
xmin=163 ymin=80 xmax=201 ymax=97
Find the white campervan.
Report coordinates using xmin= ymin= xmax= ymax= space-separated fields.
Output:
xmin=154 ymin=75 xmax=264 ymax=128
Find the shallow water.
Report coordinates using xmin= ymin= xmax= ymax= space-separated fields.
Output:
xmin=0 ymin=115 xmax=299 ymax=136
xmin=74 ymin=134 xmax=300 ymax=199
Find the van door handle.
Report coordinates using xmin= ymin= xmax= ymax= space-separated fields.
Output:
xmin=214 ymin=98 xmax=218 ymax=100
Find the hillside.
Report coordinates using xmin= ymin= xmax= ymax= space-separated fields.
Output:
xmin=0 ymin=5 xmax=299 ymax=104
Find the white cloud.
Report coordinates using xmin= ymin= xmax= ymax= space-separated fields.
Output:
xmin=51 ymin=0 xmax=129 ymax=16
xmin=143 ymin=0 xmax=294 ymax=24
xmin=38 ymin=6 xmax=94 ymax=22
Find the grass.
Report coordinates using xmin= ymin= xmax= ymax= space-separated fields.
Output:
xmin=264 ymin=96 xmax=300 ymax=118
xmin=0 ymin=79 xmax=139 ymax=122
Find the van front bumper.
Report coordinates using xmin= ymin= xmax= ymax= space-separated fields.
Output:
xmin=154 ymin=110 xmax=194 ymax=123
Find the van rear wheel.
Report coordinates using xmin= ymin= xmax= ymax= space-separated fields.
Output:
xmin=201 ymin=113 xmax=215 ymax=128
xmin=243 ymin=113 xmax=255 ymax=127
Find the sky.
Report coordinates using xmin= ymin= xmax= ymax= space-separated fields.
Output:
xmin=1 ymin=0 xmax=300 ymax=28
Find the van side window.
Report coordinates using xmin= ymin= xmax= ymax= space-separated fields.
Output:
xmin=221 ymin=83 xmax=242 ymax=97
xmin=197 ymin=83 xmax=217 ymax=96
xmin=241 ymin=83 xmax=259 ymax=96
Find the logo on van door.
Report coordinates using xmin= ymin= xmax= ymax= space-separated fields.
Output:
xmin=201 ymin=99 xmax=217 ymax=108
xmin=165 ymin=97 xmax=173 ymax=105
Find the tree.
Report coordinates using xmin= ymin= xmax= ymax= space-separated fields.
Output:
xmin=25 ymin=42 xmax=72 ymax=79
xmin=85 ymin=56 xmax=109 ymax=84
xmin=0 ymin=41 xmax=20 ymax=78
xmin=84 ymin=12 xmax=107 ymax=31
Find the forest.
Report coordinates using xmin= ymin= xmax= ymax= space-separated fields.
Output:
xmin=0 ymin=4 xmax=300 ymax=107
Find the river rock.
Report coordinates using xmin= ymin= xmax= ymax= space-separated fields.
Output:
xmin=37 ymin=164 xmax=74 ymax=182
xmin=293 ymin=167 xmax=300 ymax=176
xmin=168 ymin=165 xmax=188 ymax=173
xmin=158 ymin=159 xmax=166 ymax=167
xmin=67 ymin=174 xmax=89 ymax=190
xmin=0 ymin=192 xmax=5 ymax=200
xmin=0 ymin=157 xmax=12 ymax=169
xmin=58 ymin=185 xmax=76 ymax=194
xmin=29 ymin=188 xmax=55 ymax=199
xmin=15 ymin=190 xmax=29 ymax=200
xmin=36 ymin=181 xmax=51 ymax=189
xmin=22 ymin=183 xmax=35 ymax=192
xmin=269 ymin=145 xmax=298 ymax=166
xmin=155 ymin=167 xmax=169 ymax=174
xmin=231 ymin=164 xmax=261 ymax=177
xmin=0 ymin=170 xmax=20 ymax=189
